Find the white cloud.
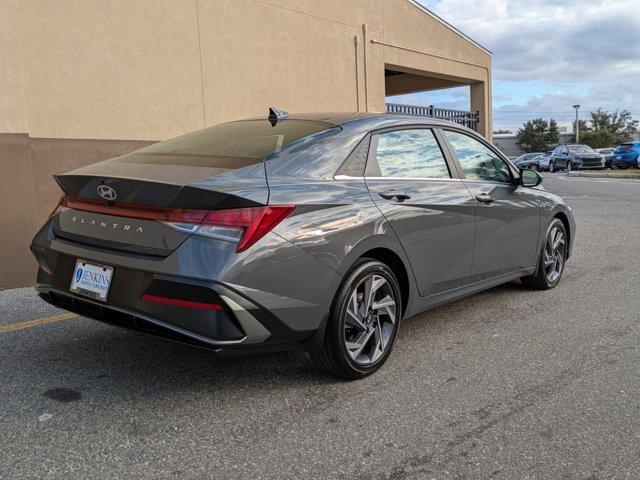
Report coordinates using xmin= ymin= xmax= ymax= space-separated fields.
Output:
xmin=415 ymin=0 xmax=640 ymax=130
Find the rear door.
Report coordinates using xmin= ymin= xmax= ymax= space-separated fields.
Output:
xmin=365 ymin=127 xmax=476 ymax=297
xmin=440 ymin=129 xmax=540 ymax=281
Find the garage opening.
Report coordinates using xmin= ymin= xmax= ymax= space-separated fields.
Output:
xmin=384 ymin=67 xmax=479 ymax=132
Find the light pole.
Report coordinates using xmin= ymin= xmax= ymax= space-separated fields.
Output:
xmin=573 ymin=105 xmax=581 ymax=143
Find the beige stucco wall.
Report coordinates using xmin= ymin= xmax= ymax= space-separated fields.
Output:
xmin=0 ymin=0 xmax=27 ymax=134
xmin=0 ymin=0 xmax=492 ymax=289
xmin=18 ymin=0 xmax=205 ymax=141
xmin=13 ymin=0 xmax=491 ymax=139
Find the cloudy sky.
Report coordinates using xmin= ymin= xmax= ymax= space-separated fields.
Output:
xmin=389 ymin=0 xmax=640 ymax=132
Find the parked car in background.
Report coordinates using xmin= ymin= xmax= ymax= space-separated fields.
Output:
xmin=517 ymin=154 xmax=546 ymax=171
xmin=612 ymin=142 xmax=640 ymax=169
xmin=595 ymin=148 xmax=615 ymax=169
xmin=537 ymin=152 xmax=553 ymax=171
xmin=549 ymin=145 xmax=604 ymax=172
xmin=514 ymin=152 xmax=543 ymax=170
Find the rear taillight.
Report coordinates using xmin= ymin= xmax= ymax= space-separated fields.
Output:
xmin=51 ymin=195 xmax=294 ymax=253
xmin=48 ymin=196 xmax=68 ymax=218
xmin=163 ymin=205 xmax=295 ymax=252
xmin=197 ymin=205 xmax=295 ymax=252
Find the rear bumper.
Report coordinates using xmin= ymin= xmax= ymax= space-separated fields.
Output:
xmin=35 ymin=270 xmax=314 ymax=355
xmin=31 ymin=216 xmax=341 ymax=354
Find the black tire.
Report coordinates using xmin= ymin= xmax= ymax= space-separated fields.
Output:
xmin=312 ymin=259 xmax=402 ymax=380
xmin=521 ymin=218 xmax=568 ymax=290
xmin=566 ymin=161 xmax=572 ymax=173
xmin=549 ymin=162 xmax=555 ymax=173
xmin=530 ymin=164 xmax=538 ymax=172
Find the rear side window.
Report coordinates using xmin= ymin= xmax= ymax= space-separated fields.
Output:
xmin=132 ymin=120 xmax=337 ymax=167
xmin=370 ymin=129 xmax=450 ymax=179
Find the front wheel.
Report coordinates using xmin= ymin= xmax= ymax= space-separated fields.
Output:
xmin=521 ymin=218 xmax=568 ymax=290
xmin=312 ymin=259 xmax=401 ymax=380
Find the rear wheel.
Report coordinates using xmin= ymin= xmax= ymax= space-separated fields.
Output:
xmin=312 ymin=259 xmax=401 ymax=380
xmin=530 ymin=164 xmax=539 ymax=172
xmin=521 ymin=218 xmax=567 ymax=290
xmin=549 ymin=162 xmax=555 ymax=173
xmin=566 ymin=161 xmax=572 ymax=173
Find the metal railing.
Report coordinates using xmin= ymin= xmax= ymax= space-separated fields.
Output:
xmin=386 ymin=103 xmax=480 ymax=131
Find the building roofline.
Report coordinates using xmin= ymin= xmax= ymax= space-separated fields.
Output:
xmin=407 ymin=0 xmax=492 ymax=56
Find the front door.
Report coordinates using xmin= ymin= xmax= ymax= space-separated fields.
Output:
xmin=441 ymin=129 xmax=540 ymax=283
xmin=365 ymin=128 xmax=476 ymax=297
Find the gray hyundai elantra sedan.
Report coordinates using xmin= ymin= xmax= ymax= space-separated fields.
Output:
xmin=31 ymin=109 xmax=575 ymax=379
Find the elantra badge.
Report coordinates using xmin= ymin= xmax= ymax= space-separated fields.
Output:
xmin=97 ymin=185 xmax=117 ymax=201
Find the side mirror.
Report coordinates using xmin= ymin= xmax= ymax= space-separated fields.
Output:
xmin=520 ymin=168 xmax=542 ymax=187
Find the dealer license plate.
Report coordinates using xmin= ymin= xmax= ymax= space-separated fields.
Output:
xmin=69 ymin=260 xmax=113 ymax=302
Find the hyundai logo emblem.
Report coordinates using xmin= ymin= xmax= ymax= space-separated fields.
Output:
xmin=97 ymin=185 xmax=117 ymax=201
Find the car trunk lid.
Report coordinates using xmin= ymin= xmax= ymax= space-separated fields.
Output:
xmin=52 ymin=153 xmax=268 ymax=257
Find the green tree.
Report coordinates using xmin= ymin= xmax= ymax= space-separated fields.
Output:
xmin=516 ymin=118 xmax=560 ymax=153
xmin=576 ymin=108 xmax=638 ymax=148
xmin=572 ymin=119 xmax=589 ymax=141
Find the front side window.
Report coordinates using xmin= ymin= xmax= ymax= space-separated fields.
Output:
xmin=444 ymin=131 xmax=511 ymax=183
xmin=372 ymin=129 xmax=450 ymax=179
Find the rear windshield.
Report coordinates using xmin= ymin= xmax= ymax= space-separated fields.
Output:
xmin=134 ymin=120 xmax=336 ymax=166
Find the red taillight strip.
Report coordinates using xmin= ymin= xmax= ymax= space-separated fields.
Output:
xmin=54 ymin=195 xmax=295 ymax=253
xmin=203 ymin=205 xmax=295 ymax=252
xmin=61 ymin=196 xmax=208 ymax=223
xmin=140 ymin=294 xmax=223 ymax=311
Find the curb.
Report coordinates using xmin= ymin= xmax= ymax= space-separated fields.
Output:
xmin=566 ymin=172 xmax=640 ymax=180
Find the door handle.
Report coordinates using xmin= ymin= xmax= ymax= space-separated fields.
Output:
xmin=475 ymin=192 xmax=495 ymax=204
xmin=379 ymin=191 xmax=411 ymax=202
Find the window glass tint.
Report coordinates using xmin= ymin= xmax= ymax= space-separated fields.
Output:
xmin=569 ymin=145 xmax=595 ymax=154
xmin=373 ymin=129 xmax=450 ymax=178
xmin=133 ymin=120 xmax=336 ymax=166
xmin=444 ymin=131 xmax=511 ymax=183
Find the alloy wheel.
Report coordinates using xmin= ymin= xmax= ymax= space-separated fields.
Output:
xmin=543 ymin=226 xmax=566 ymax=283
xmin=343 ymin=274 xmax=397 ymax=366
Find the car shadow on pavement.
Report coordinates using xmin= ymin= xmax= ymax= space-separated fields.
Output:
xmin=6 ymin=279 xmax=538 ymax=407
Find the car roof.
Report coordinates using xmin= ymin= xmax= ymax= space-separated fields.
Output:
xmin=244 ymin=111 xmax=478 ymax=131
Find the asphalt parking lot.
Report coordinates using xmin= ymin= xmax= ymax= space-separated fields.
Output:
xmin=1 ymin=174 xmax=639 ymax=479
